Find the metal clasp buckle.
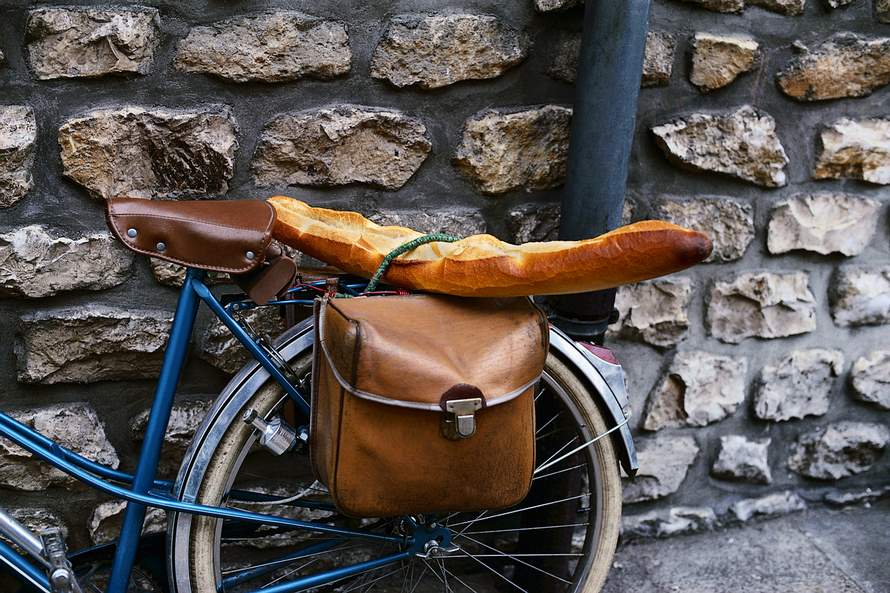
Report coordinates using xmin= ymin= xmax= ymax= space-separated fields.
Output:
xmin=441 ymin=397 xmax=483 ymax=440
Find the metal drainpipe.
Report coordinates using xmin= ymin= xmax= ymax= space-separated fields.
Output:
xmin=548 ymin=0 xmax=652 ymax=343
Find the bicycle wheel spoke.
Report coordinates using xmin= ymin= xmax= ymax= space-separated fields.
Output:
xmin=534 ymin=419 xmax=628 ymax=475
xmin=440 ymin=564 xmax=482 ymax=593
xmin=463 ymin=522 xmax=588 ymax=536
xmin=455 ymin=533 xmax=573 ymax=585
xmin=533 ymin=463 xmax=586 ymax=481
xmin=457 ymin=548 xmax=528 ymax=593
xmin=536 ymin=436 xmax=579 ymax=470
xmin=535 ymin=412 xmax=562 ymax=436
xmin=448 ymin=493 xmax=589 ymax=527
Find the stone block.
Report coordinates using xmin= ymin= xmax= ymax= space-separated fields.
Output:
xmin=754 ymin=349 xmax=844 ymax=422
xmin=0 ymin=403 xmax=118 ymax=490
xmin=643 ymin=351 xmax=748 ymax=430
xmin=767 ymin=193 xmax=879 ymax=256
xmin=454 ymin=106 xmax=571 ymax=195
xmin=652 ymin=106 xmax=789 ymax=188
xmin=199 ymin=306 xmax=287 ymax=374
xmin=831 ymin=266 xmax=890 ymax=327
xmin=815 ymin=117 xmax=890 ymax=184
xmin=711 ymin=435 xmax=772 ymax=484
xmin=371 ymin=14 xmax=527 ymax=89
xmin=175 ymin=11 xmax=350 ymax=83
xmin=707 ymin=272 xmax=816 ymax=343
xmin=0 ymin=106 xmax=36 ymax=208
xmin=657 ymin=197 xmax=754 ymax=262
xmin=252 ymin=106 xmax=430 ymax=191
xmin=850 ymin=350 xmax=890 ymax=410
xmin=777 ymin=33 xmax=890 ymax=101
xmin=26 ymin=6 xmax=159 ymax=79
xmin=16 ymin=306 xmax=173 ymax=384
xmin=623 ymin=435 xmax=699 ymax=503
xmin=788 ymin=422 xmax=890 ymax=479
xmin=691 ymin=33 xmax=760 ymax=92
xmin=609 ymin=278 xmax=693 ymax=348
xmin=58 ymin=106 xmax=238 ymax=200
xmin=0 ymin=226 xmax=132 ymax=298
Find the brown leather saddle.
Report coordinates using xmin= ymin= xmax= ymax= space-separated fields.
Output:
xmin=106 ymin=197 xmax=296 ymax=303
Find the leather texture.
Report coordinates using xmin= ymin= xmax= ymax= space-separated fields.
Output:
xmin=311 ymin=294 xmax=547 ymax=517
xmin=106 ymin=198 xmax=277 ymax=274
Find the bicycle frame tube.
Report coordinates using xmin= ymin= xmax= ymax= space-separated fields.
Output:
xmin=0 ymin=269 xmax=408 ymax=593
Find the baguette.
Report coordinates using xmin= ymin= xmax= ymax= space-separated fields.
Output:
xmin=269 ymin=196 xmax=712 ymax=297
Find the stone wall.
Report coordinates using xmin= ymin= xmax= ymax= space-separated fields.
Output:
xmin=0 ymin=0 xmax=888 ymax=549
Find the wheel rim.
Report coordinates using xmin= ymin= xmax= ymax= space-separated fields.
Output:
xmin=189 ymin=364 xmax=609 ymax=593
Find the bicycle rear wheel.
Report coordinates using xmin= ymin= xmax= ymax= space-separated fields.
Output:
xmin=169 ymin=349 xmax=621 ymax=593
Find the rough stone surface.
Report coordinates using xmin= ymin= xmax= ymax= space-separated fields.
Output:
xmin=850 ymin=351 xmax=890 ymax=410
xmin=368 ymin=208 xmax=487 ymax=237
xmin=643 ymin=351 xmax=748 ymax=431
xmin=59 ymin=106 xmax=238 ymax=200
xmin=754 ymin=349 xmax=845 ymax=422
xmin=130 ymin=398 xmax=212 ymax=474
xmin=623 ymin=435 xmax=699 ymax=503
xmin=777 ymin=34 xmax=890 ymax=101
xmin=506 ymin=203 xmax=562 ymax=243
xmin=534 ymin=0 xmax=581 ymax=12
xmin=788 ymin=422 xmax=890 ymax=479
xmin=149 ymin=258 xmax=229 ymax=288
xmin=0 ymin=105 xmax=36 ymax=208
xmin=548 ymin=31 xmax=676 ymax=87
xmin=831 ymin=266 xmax=890 ymax=327
xmin=0 ymin=226 xmax=133 ymax=298
xmin=16 ymin=306 xmax=173 ymax=384
xmin=26 ymin=6 xmax=160 ymax=79
xmin=0 ymin=403 xmax=118 ymax=490
xmin=680 ymin=0 xmax=745 ymax=13
xmin=657 ymin=197 xmax=754 ymax=262
xmin=454 ymin=105 xmax=571 ymax=195
xmin=814 ymin=117 xmax=890 ymax=185
xmin=707 ymin=271 xmax=817 ymax=343
xmin=748 ymin=0 xmax=807 ymax=15
xmin=643 ymin=31 xmax=678 ymax=87
xmin=252 ymin=106 xmax=430 ymax=190
xmin=728 ymin=491 xmax=806 ymax=522
xmin=225 ymin=484 xmax=335 ymax=548
xmin=711 ymin=435 xmax=772 ymax=484
xmin=200 ymin=307 xmax=287 ymax=374
xmin=371 ymin=14 xmax=526 ymax=89
xmin=89 ymin=501 xmax=165 ymax=545
xmin=767 ymin=193 xmax=880 ymax=256
xmin=175 ymin=11 xmax=349 ymax=83
xmin=879 ymin=0 xmax=890 ymax=23
xmin=691 ymin=33 xmax=760 ymax=92
xmin=505 ymin=199 xmax=633 ymax=244
xmin=621 ymin=507 xmax=716 ymax=540
xmin=609 ymin=278 xmax=693 ymax=348
xmin=5 ymin=508 xmax=67 ymax=544
xmin=652 ymin=106 xmax=789 ymax=188
xmin=824 ymin=485 xmax=890 ymax=506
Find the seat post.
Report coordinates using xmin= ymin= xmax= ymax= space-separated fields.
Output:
xmin=107 ymin=268 xmax=205 ymax=593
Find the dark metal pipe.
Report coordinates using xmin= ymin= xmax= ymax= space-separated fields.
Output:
xmin=549 ymin=0 xmax=652 ymax=342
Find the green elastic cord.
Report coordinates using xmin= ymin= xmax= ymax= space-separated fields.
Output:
xmin=363 ymin=233 xmax=459 ymax=293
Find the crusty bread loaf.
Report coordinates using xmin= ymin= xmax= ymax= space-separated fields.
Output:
xmin=269 ymin=196 xmax=712 ymax=297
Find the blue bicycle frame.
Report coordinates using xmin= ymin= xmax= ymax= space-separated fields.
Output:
xmin=0 ymin=268 xmax=418 ymax=593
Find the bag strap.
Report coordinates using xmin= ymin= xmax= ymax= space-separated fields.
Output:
xmin=363 ymin=233 xmax=459 ymax=293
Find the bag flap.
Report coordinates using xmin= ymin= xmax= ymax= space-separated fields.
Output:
xmin=317 ymin=295 xmax=548 ymax=411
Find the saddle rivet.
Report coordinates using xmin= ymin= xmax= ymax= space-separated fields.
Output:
xmin=156 ymin=242 xmax=167 ymax=252
xmin=245 ymin=250 xmax=256 ymax=260
xmin=127 ymin=228 xmax=137 ymax=238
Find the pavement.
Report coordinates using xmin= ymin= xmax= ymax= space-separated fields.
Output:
xmin=602 ymin=499 xmax=890 ymax=593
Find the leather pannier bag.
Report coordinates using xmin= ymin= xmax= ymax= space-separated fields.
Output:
xmin=311 ymin=294 xmax=549 ymax=518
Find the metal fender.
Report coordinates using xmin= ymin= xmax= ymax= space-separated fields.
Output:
xmin=548 ymin=325 xmax=639 ymax=476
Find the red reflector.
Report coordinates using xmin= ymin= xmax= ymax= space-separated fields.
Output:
xmin=579 ymin=342 xmax=620 ymax=365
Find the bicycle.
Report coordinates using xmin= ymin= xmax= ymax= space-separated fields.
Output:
xmin=0 ymin=197 xmax=639 ymax=593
